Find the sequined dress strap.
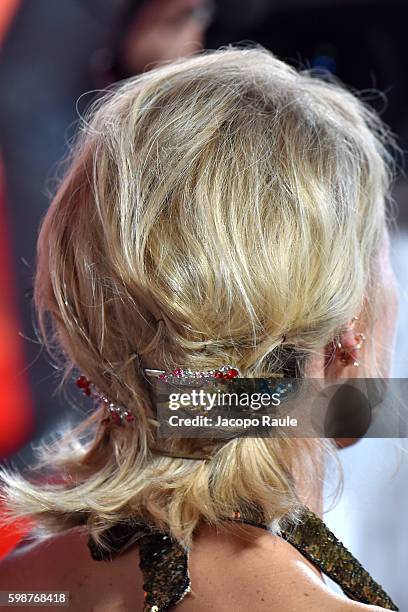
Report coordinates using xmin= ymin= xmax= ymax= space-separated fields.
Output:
xmin=88 ymin=509 xmax=399 ymax=612
xmin=88 ymin=521 xmax=191 ymax=612
xmin=236 ymin=509 xmax=398 ymax=611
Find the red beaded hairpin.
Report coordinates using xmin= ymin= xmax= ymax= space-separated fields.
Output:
xmin=76 ymin=365 xmax=241 ymax=425
xmin=76 ymin=375 xmax=135 ymax=424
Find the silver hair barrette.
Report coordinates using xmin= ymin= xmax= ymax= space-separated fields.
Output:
xmin=144 ymin=365 xmax=241 ymax=381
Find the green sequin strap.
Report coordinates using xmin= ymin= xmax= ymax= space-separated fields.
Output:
xmin=138 ymin=533 xmax=191 ymax=612
xmin=229 ymin=508 xmax=398 ymax=611
xmin=88 ymin=508 xmax=399 ymax=612
xmin=88 ymin=525 xmax=191 ymax=612
xmin=280 ymin=508 xmax=398 ymax=611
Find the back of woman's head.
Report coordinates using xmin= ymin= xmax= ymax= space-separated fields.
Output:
xmin=1 ymin=47 xmax=395 ymax=545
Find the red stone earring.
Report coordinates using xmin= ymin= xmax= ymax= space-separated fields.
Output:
xmin=335 ymin=316 xmax=366 ymax=367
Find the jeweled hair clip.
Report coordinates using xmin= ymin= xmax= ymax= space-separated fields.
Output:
xmin=76 ymin=365 xmax=294 ymax=426
xmin=76 ymin=375 xmax=135 ymax=424
xmin=75 ymin=366 xmax=241 ymax=425
xmin=144 ymin=364 xmax=241 ymax=381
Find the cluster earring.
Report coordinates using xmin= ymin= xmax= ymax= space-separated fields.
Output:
xmin=335 ymin=316 xmax=366 ymax=367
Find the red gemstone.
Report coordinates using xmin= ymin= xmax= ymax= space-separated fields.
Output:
xmin=110 ymin=411 xmax=122 ymax=424
xmin=214 ymin=371 xmax=224 ymax=379
xmin=76 ymin=375 xmax=88 ymax=389
xmin=225 ymin=368 xmax=239 ymax=379
xmin=173 ymin=368 xmax=183 ymax=378
xmin=125 ymin=413 xmax=135 ymax=422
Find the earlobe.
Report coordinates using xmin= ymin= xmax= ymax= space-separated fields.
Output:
xmin=335 ymin=316 xmax=366 ymax=367
xmin=324 ymin=315 xmax=367 ymax=378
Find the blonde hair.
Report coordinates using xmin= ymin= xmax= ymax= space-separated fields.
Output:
xmin=0 ymin=47 xmax=395 ymax=547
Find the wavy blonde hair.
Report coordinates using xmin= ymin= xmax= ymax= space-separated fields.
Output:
xmin=0 ymin=47 xmax=395 ymax=547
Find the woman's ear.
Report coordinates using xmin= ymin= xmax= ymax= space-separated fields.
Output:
xmin=321 ymin=316 xmax=369 ymax=448
xmin=324 ymin=316 xmax=366 ymax=380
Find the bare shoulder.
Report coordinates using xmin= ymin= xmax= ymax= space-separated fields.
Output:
xmin=0 ymin=527 xmax=91 ymax=591
xmin=0 ymin=526 xmax=145 ymax=611
xmin=178 ymin=522 xmax=390 ymax=612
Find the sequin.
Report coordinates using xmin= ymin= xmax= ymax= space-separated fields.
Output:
xmin=88 ymin=507 xmax=399 ymax=612
xmin=281 ymin=508 xmax=398 ymax=610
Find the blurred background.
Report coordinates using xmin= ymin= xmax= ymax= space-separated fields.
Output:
xmin=0 ymin=0 xmax=407 ymax=606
